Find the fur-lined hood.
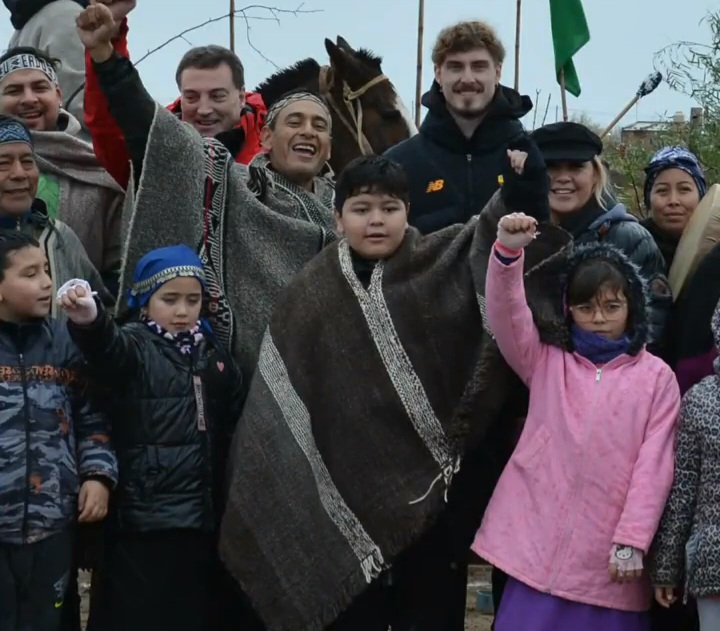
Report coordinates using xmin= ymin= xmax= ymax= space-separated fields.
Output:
xmin=526 ymin=241 xmax=650 ymax=357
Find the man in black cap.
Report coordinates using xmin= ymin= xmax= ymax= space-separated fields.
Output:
xmin=530 ymin=121 xmax=670 ymax=355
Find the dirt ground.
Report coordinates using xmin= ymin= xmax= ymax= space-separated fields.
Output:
xmin=79 ymin=569 xmax=495 ymax=630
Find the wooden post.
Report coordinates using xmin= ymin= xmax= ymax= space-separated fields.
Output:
xmin=229 ymin=0 xmax=235 ymax=52
xmin=559 ymin=68 xmax=568 ymax=121
xmin=414 ymin=0 xmax=425 ymax=127
xmin=514 ymin=0 xmax=521 ymax=91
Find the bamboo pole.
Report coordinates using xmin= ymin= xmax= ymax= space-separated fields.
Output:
xmin=514 ymin=0 xmax=521 ymax=91
xmin=600 ymin=95 xmax=640 ymax=138
xmin=414 ymin=0 xmax=425 ymax=127
xmin=229 ymin=0 xmax=235 ymax=52
xmin=559 ymin=68 xmax=568 ymax=121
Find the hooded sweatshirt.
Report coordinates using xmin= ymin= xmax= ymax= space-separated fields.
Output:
xmin=383 ymin=82 xmax=532 ymax=234
xmin=3 ymin=0 xmax=89 ymax=139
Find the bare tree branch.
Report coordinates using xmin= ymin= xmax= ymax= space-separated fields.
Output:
xmin=135 ymin=4 xmax=321 ymax=66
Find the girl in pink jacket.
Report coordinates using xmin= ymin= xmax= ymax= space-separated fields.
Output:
xmin=473 ymin=211 xmax=681 ymax=631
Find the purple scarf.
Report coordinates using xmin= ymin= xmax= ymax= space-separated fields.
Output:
xmin=143 ymin=318 xmax=204 ymax=355
xmin=571 ymin=324 xmax=630 ymax=364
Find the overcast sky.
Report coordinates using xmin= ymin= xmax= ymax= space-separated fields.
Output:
xmin=1 ymin=0 xmax=717 ymax=130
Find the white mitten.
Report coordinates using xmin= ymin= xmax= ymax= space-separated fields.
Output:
xmin=56 ymin=279 xmax=98 ymax=325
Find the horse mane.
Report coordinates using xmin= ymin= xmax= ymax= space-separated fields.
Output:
xmin=255 ymin=58 xmax=321 ymax=108
xmin=254 ymin=44 xmax=384 ymax=108
xmin=354 ymin=48 xmax=382 ymax=69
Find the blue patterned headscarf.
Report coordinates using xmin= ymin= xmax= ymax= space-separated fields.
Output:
xmin=0 ymin=117 xmax=32 ymax=147
xmin=128 ymin=244 xmax=206 ymax=309
xmin=644 ymin=146 xmax=706 ymax=209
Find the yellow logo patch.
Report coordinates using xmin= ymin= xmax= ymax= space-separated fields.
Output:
xmin=425 ymin=179 xmax=444 ymax=193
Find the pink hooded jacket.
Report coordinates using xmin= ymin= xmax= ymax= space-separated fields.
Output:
xmin=472 ymin=242 xmax=681 ymax=612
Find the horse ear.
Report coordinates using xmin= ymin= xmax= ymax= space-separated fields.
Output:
xmin=325 ymin=38 xmax=351 ymax=72
xmin=336 ymin=36 xmax=355 ymax=53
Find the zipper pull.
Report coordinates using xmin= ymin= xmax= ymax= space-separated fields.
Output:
xmin=596 ymin=368 xmax=602 ymax=383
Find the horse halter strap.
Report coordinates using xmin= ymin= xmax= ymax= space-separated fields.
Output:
xmin=319 ymin=65 xmax=389 ymax=155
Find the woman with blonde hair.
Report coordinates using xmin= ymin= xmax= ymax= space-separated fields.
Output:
xmin=530 ymin=122 xmax=670 ymax=355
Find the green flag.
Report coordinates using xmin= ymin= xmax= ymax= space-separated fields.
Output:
xmin=549 ymin=0 xmax=590 ymax=97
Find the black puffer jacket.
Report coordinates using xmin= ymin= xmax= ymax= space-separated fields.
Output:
xmin=384 ymin=83 xmax=533 ymax=234
xmin=68 ymin=308 xmax=244 ymax=533
xmin=558 ymin=201 xmax=671 ymax=356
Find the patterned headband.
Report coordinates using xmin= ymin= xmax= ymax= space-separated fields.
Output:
xmin=265 ymin=92 xmax=331 ymax=129
xmin=0 ymin=53 xmax=58 ymax=86
xmin=0 ymin=119 xmax=32 ymax=146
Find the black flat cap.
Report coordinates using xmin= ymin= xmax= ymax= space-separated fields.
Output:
xmin=530 ymin=122 xmax=603 ymax=163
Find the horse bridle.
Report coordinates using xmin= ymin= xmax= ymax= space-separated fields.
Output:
xmin=318 ymin=65 xmax=389 ymax=155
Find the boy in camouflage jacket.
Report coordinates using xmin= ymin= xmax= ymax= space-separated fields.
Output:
xmin=0 ymin=231 xmax=117 ymax=631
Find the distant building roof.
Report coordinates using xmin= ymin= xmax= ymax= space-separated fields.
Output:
xmin=621 ymin=121 xmax=673 ymax=133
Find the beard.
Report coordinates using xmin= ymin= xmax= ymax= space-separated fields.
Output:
xmin=444 ymin=83 xmax=495 ymax=119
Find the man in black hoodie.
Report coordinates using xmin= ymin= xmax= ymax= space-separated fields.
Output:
xmin=385 ymin=20 xmax=533 ymax=234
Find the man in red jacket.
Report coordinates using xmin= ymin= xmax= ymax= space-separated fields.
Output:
xmin=84 ymin=1 xmax=266 ymax=189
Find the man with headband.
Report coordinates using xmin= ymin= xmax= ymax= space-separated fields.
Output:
xmin=0 ymin=46 xmax=125 ymax=297
xmin=0 ymin=113 xmax=108 ymax=312
xmin=3 ymin=0 xmax=89 ymax=135
xmin=77 ymin=2 xmax=335 ymax=375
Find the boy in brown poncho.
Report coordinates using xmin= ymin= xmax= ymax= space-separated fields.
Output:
xmin=220 ymin=154 xmax=570 ymax=631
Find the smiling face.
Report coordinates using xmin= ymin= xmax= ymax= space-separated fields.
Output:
xmin=179 ymin=63 xmax=245 ymax=137
xmin=547 ymin=160 xmax=597 ymax=217
xmin=0 ymin=142 xmax=38 ymax=216
xmin=434 ymin=48 xmax=500 ymax=120
xmin=144 ymin=276 xmax=203 ymax=334
xmin=335 ymin=191 xmax=408 ymax=259
xmin=261 ymin=99 xmax=332 ymax=189
xmin=0 ymin=68 xmax=60 ymax=131
xmin=0 ymin=244 xmax=52 ymax=321
xmin=649 ymin=168 xmax=701 ymax=237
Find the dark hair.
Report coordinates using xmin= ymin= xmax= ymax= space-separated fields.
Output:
xmin=567 ymin=258 xmax=635 ymax=326
xmin=0 ymin=46 xmax=60 ymax=70
xmin=0 ymin=231 xmax=40 ymax=282
xmin=334 ymin=155 xmax=409 ymax=213
xmin=432 ymin=21 xmax=506 ymax=66
xmin=175 ymin=46 xmax=245 ymax=90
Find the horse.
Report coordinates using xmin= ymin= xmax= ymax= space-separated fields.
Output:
xmin=256 ymin=36 xmax=417 ymax=174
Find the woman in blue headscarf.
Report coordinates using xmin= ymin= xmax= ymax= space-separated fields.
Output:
xmin=56 ymin=245 xmax=251 ymax=631
xmin=641 ymin=146 xmax=707 ymax=270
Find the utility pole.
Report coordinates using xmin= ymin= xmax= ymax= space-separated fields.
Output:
xmin=229 ymin=0 xmax=235 ymax=52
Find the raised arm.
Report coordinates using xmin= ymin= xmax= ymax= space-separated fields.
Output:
xmin=485 ymin=213 xmax=546 ymax=384
xmin=59 ymin=282 xmax=141 ymax=379
xmin=78 ymin=3 xmax=155 ymax=188
xmin=84 ymin=18 xmax=132 ymax=188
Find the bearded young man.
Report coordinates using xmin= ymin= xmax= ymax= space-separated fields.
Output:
xmin=77 ymin=1 xmax=335 ymax=378
xmin=0 ymin=45 xmax=124 ymax=295
xmin=385 ymin=20 xmax=534 ymax=235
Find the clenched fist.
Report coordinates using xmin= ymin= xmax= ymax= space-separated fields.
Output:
xmin=497 ymin=212 xmax=538 ymax=251
xmin=76 ymin=0 xmax=116 ymax=61
xmin=95 ymin=0 xmax=137 ymax=23
xmin=57 ymin=280 xmax=99 ymax=325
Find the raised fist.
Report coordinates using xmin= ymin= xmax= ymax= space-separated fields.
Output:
xmin=57 ymin=280 xmax=98 ymax=326
xmin=497 ymin=212 xmax=538 ymax=250
xmin=95 ymin=0 xmax=137 ymax=23
xmin=76 ymin=0 xmax=116 ymax=52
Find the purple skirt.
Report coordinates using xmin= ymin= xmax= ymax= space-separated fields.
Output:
xmin=494 ymin=578 xmax=650 ymax=631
